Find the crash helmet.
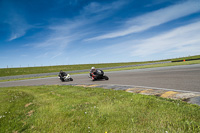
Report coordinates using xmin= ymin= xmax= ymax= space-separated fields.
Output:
xmin=60 ymin=70 xmax=63 ymax=73
xmin=91 ymin=67 xmax=96 ymax=72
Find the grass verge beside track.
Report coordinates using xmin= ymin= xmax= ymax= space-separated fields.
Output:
xmin=0 ymin=61 xmax=160 ymax=77
xmin=171 ymin=55 xmax=200 ymax=62
xmin=104 ymin=60 xmax=200 ymax=72
xmin=1 ymin=55 xmax=199 ymax=77
xmin=0 ymin=72 xmax=87 ymax=82
xmin=1 ymin=60 xmax=200 ymax=82
xmin=0 ymin=85 xmax=199 ymax=132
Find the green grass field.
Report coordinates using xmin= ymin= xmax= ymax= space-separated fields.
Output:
xmin=171 ymin=55 xmax=200 ymax=62
xmin=104 ymin=60 xmax=200 ymax=72
xmin=0 ymin=61 xmax=158 ymax=77
xmin=1 ymin=55 xmax=199 ymax=77
xmin=0 ymin=85 xmax=200 ymax=132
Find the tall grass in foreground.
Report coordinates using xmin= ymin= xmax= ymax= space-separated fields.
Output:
xmin=0 ymin=85 xmax=200 ymax=132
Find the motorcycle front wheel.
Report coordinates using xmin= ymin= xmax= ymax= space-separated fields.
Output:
xmin=104 ymin=76 xmax=109 ymax=80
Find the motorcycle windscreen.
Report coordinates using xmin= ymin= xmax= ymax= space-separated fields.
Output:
xmin=96 ymin=70 xmax=104 ymax=75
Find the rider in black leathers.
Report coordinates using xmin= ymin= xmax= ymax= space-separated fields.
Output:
xmin=89 ymin=67 xmax=104 ymax=80
xmin=58 ymin=70 xmax=67 ymax=81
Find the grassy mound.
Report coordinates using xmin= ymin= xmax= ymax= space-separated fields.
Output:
xmin=0 ymin=85 xmax=200 ymax=132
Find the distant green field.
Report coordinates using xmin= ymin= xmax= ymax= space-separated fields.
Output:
xmin=0 ymin=55 xmax=199 ymax=77
xmin=104 ymin=60 xmax=200 ymax=72
xmin=0 ymin=61 xmax=161 ymax=77
xmin=0 ymin=85 xmax=200 ymax=132
xmin=171 ymin=55 xmax=200 ymax=62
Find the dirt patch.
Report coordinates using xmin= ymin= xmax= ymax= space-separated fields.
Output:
xmin=31 ymin=126 xmax=35 ymax=129
xmin=25 ymin=103 xmax=33 ymax=108
xmin=27 ymin=110 xmax=34 ymax=116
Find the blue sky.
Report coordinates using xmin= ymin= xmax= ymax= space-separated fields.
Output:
xmin=0 ymin=0 xmax=200 ymax=68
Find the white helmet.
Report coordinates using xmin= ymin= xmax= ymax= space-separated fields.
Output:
xmin=91 ymin=67 xmax=95 ymax=69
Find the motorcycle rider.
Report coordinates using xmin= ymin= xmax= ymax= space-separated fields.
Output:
xmin=90 ymin=67 xmax=96 ymax=74
xmin=89 ymin=67 xmax=104 ymax=80
xmin=58 ymin=70 xmax=67 ymax=81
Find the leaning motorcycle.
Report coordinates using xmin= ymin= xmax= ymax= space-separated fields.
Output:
xmin=89 ymin=69 xmax=109 ymax=81
xmin=59 ymin=74 xmax=73 ymax=82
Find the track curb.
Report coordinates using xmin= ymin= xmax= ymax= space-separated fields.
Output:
xmin=66 ymin=84 xmax=200 ymax=106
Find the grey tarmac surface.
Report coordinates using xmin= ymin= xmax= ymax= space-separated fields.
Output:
xmin=0 ymin=64 xmax=200 ymax=105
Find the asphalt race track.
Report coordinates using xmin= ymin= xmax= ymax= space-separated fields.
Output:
xmin=0 ymin=64 xmax=200 ymax=93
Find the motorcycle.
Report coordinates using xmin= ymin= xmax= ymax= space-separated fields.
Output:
xmin=59 ymin=74 xmax=73 ymax=82
xmin=89 ymin=69 xmax=109 ymax=81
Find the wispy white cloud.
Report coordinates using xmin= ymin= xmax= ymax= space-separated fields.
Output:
xmin=33 ymin=31 xmax=77 ymax=59
xmin=32 ymin=0 xmax=127 ymax=59
xmin=101 ymin=20 xmax=200 ymax=60
xmin=83 ymin=1 xmax=126 ymax=15
xmin=1 ymin=0 xmax=32 ymax=41
xmin=35 ymin=35 xmax=72 ymax=48
xmin=35 ymin=52 xmax=49 ymax=59
xmin=130 ymin=21 xmax=200 ymax=57
xmin=87 ymin=0 xmax=200 ymax=41
xmin=7 ymin=14 xmax=32 ymax=41
xmin=51 ymin=52 xmax=63 ymax=59
xmin=145 ymin=0 xmax=173 ymax=7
